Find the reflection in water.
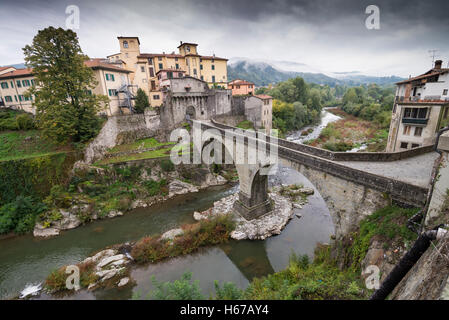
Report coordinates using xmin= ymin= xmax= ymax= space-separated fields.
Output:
xmin=220 ymin=240 xmax=274 ymax=280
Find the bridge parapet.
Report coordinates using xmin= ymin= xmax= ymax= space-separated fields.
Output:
xmin=210 ymin=119 xmax=434 ymax=162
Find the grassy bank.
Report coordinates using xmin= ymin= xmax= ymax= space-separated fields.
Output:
xmin=305 ymin=108 xmax=388 ymax=152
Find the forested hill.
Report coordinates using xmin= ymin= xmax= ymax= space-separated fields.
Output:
xmin=227 ymin=60 xmax=403 ymax=87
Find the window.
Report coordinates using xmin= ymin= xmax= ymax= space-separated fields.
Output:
xmin=403 ymin=125 xmax=411 ymax=135
xmin=414 ymin=127 xmax=423 ymax=137
xmin=444 ymin=89 xmax=448 ymax=96
xmin=149 ymin=68 xmax=154 ymax=77
xmin=1 ymin=82 xmax=8 ymax=89
xmin=400 ymin=142 xmax=408 ymax=149
xmin=153 ymin=95 xmax=160 ymax=100
xmin=22 ymin=80 xmax=30 ymax=87
xmin=212 ymin=76 xmax=215 ymax=82
xmin=158 ymin=57 xmax=162 ymax=61
xmin=10 ymin=81 xmax=14 ymax=88
xmin=167 ymin=72 xmax=173 ymax=79
xmin=4 ymin=96 xmax=12 ymax=102
xmin=186 ymin=46 xmax=190 ymax=52
xmin=175 ymin=57 xmax=178 ymax=62
xmin=158 ymin=63 xmax=163 ymax=69
xmin=16 ymin=80 xmax=21 ymax=88
xmin=200 ymin=64 xmax=203 ymax=70
xmin=176 ymin=63 xmax=179 ymax=69
xmin=200 ymin=76 xmax=204 ymax=81
xmin=193 ymin=69 xmax=197 ymax=75
xmin=211 ymin=65 xmax=215 ymax=70
xmin=108 ymin=89 xmax=118 ymax=96
xmin=105 ymin=74 xmax=115 ymax=81
xmin=31 ymin=79 xmax=35 ymax=86
xmin=123 ymin=41 xmax=128 ymax=48
xmin=18 ymin=95 xmax=24 ymax=101
xmin=403 ymin=107 xmax=428 ymax=119
xmin=151 ymin=81 xmax=156 ymax=91
xmin=141 ymin=66 xmax=145 ymax=72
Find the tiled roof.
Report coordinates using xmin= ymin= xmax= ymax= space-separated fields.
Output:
xmin=255 ymin=94 xmax=272 ymax=100
xmin=396 ymin=68 xmax=449 ymax=85
xmin=0 ymin=68 xmax=33 ymax=79
xmin=200 ymin=55 xmax=228 ymax=61
xmin=0 ymin=66 xmax=16 ymax=72
xmin=0 ymin=59 xmax=131 ymax=79
xmin=138 ymin=53 xmax=184 ymax=59
xmin=229 ymin=79 xmax=254 ymax=85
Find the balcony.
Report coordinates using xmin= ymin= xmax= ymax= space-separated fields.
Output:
xmin=402 ymin=118 xmax=428 ymax=125
xmin=396 ymin=96 xmax=449 ymax=104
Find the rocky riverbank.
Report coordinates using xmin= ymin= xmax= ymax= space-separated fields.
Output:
xmin=193 ymin=184 xmax=314 ymax=240
xmin=33 ymin=161 xmax=230 ymax=238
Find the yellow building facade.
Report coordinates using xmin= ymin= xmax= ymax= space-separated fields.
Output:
xmin=108 ymin=37 xmax=228 ymax=107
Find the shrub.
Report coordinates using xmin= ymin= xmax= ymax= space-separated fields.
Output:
xmin=15 ymin=114 xmax=35 ymax=130
xmin=148 ymin=272 xmax=204 ymax=300
xmin=0 ymin=196 xmax=47 ymax=234
xmin=160 ymin=159 xmax=174 ymax=172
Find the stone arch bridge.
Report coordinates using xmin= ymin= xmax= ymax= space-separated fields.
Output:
xmin=197 ymin=120 xmax=439 ymax=237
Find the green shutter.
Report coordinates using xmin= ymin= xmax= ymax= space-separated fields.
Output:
xmin=111 ymin=74 xmax=115 ymax=81
xmin=16 ymin=80 xmax=21 ymax=88
xmin=106 ymin=74 xmax=110 ymax=81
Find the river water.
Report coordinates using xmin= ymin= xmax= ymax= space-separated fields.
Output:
xmin=1 ymin=110 xmax=339 ymax=300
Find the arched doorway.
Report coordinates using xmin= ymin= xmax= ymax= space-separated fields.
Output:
xmin=186 ymin=106 xmax=196 ymax=123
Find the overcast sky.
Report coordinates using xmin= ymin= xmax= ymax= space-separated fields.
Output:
xmin=1 ymin=0 xmax=448 ymax=77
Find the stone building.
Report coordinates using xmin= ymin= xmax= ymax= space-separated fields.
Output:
xmin=159 ymin=76 xmax=232 ymax=130
xmin=107 ymin=37 xmax=228 ymax=107
xmin=386 ymin=60 xmax=449 ymax=152
xmin=228 ymin=79 xmax=255 ymax=95
xmin=243 ymin=94 xmax=273 ymax=131
xmin=0 ymin=59 xmax=133 ymax=116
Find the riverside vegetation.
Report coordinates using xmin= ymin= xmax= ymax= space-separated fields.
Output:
xmin=130 ymin=205 xmax=417 ymax=300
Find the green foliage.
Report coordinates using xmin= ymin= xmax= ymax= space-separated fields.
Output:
xmin=214 ymin=281 xmax=244 ymax=300
xmin=348 ymin=205 xmax=418 ymax=273
xmin=15 ymin=114 xmax=35 ymax=130
xmin=134 ymin=88 xmax=150 ymax=114
xmin=148 ymin=272 xmax=204 ymax=300
xmin=0 ymin=196 xmax=47 ymax=234
xmin=236 ymin=120 xmax=254 ymax=130
xmin=160 ymin=159 xmax=175 ymax=172
xmin=23 ymin=27 xmax=108 ymax=144
xmin=0 ymin=152 xmax=75 ymax=206
xmin=131 ymin=214 xmax=235 ymax=264
xmin=143 ymin=179 xmax=168 ymax=196
xmin=341 ymin=84 xmax=395 ymax=128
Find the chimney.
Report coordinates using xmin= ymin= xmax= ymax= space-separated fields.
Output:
xmin=180 ymin=41 xmax=183 ymax=45
xmin=434 ymin=60 xmax=443 ymax=70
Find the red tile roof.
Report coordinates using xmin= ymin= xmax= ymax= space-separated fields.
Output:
xmin=229 ymin=79 xmax=254 ymax=85
xmin=0 ymin=59 xmax=131 ymax=79
xmin=396 ymin=68 xmax=449 ymax=85
xmin=0 ymin=68 xmax=33 ymax=79
xmin=0 ymin=66 xmax=16 ymax=72
xmin=255 ymin=94 xmax=272 ymax=100
xmin=138 ymin=53 xmax=184 ymax=59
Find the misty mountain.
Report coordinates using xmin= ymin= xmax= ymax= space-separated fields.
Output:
xmin=227 ymin=59 xmax=404 ymax=87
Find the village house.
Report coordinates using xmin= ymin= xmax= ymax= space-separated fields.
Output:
xmin=386 ymin=60 xmax=449 ymax=152
xmin=244 ymin=94 xmax=273 ymax=131
xmin=0 ymin=59 xmax=133 ymax=116
xmin=107 ymin=37 xmax=228 ymax=107
xmin=228 ymin=79 xmax=255 ymax=95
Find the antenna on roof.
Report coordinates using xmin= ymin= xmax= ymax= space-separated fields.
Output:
xmin=428 ymin=49 xmax=439 ymax=67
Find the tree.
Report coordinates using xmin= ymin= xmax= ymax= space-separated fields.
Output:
xmin=134 ymin=88 xmax=150 ymax=114
xmin=23 ymin=27 xmax=108 ymax=145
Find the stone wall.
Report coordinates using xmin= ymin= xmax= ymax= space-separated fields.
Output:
xmin=82 ymin=109 xmax=161 ymax=164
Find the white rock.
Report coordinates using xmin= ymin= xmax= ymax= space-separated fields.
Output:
xmin=117 ymin=277 xmax=130 ymax=287
xmin=107 ymin=210 xmax=123 ymax=218
xmin=33 ymin=224 xmax=60 ymax=237
xmin=293 ymin=203 xmax=302 ymax=209
xmin=168 ymin=179 xmax=198 ymax=197
xmin=161 ymin=228 xmax=184 ymax=240
xmin=82 ymin=249 xmax=116 ymax=265
xmin=97 ymin=254 xmax=126 ymax=269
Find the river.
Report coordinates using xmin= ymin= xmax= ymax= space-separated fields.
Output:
xmin=1 ymin=110 xmax=339 ymax=300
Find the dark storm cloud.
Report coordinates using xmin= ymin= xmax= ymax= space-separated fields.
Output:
xmin=1 ymin=0 xmax=448 ymax=76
